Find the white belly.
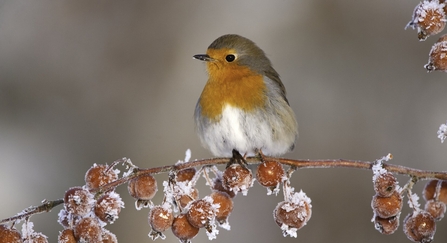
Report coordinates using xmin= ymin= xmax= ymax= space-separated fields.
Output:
xmin=198 ymin=105 xmax=295 ymax=157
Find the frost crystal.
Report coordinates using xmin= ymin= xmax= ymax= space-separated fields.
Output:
xmin=21 ymin=221 xmax=35 ymax=238
xmin=176 ymin=149 xmax=192 ymax=164
xmin=437 ymin=121 xmax=447 ymax=143
xmin=184 ymin=149 xmax=192 ymax=162
xmin=266 ymin=183 xmax=281 ymax=196
xmin=408 ymin=192 xmax=421 ymax=210
xmin=280 ymin=223 xmax=298 ymax=238
xmin=218 ymin=220 xmax=231 ymax=230
xmin=372 ymin=153 xmax=393 ymax=182
xmin=289 ymin=190 xmax=312 ymax=207
xmin=206 ymin=222 xmax=219 ymax=240
xmin=122 ymin=158 xmax=137 ymax=177
xmin=22 ymin=221 xmax=48 ymax=243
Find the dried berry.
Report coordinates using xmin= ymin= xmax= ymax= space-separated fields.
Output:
xmin=187 ymin=197 xmax=217 ymax=228
xmin=85 ymin=164 xmax=119 ymax=190
xmin=101 ymin=228 xmax=118 ymax=243
xmin=177 ymin=187 xmax=199 ymax=209
xmin=373 ymin=215 xmax=400 ymax=235
xmin=94 ymin=192 xmax=124 ymax=224
xmin=64 ymin=187 xmax=94 ymax=217
xmin=26 ymin=232 xmax=48 ymax=243
xmin=58 ymin=229 xmax=76 ymax=243
xmin=424 ymin=199 xmax=446 ymax=221
xmin=423 ymin=180 xmax=447 ymax=203
xmin=74 ymin=217 xmax=103 ymax=243
xmin=274 ymin=199 xmax=312 ymax=236
xmin=403 ymin=211 xmax=436 ymax=243
xmin=149 ymin=204 xmax=174 ymax=232
xmin=222 ymin=164 xmax=254 ymax=196
xmin=128 ymin=174 xmax=158 ymax=200
xmin=176 ymin=168 xmax=196 ymax=182
xmin=425 ymin=41 xmax=447 ymax=72
xmin=57 ymin=209 xmax=80 ymax=229
xmin=210 ymin=191 xmax=234 ymax=224
xmin=0 ymin=224 xmax=21 ymax=243
xmin=212 ymin=177 xmax=236 ymax=198
xmin=371 ymin=191 xmax=403 ymax=218
xmin=407 ymin=1 xmax=447 ymax=41
xmin=373 ymin=172 xmax=397 ymax=197
xmin=256 ymin=160 xmax=284 ymax=188
xmin=171 ymin=214 xmax=199 ymax=242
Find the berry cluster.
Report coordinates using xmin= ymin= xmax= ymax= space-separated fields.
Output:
xmin=3 ymin=153 xmax=447 ymax=242
xmin=0 ymin=163 xmax=123 ymax=243
xmin=144 ymin=158 xmax=311 ymax=242
xmin=58 ymin=163 xmax=123 ymax=243
xmin=371 ymin=156 xmax=445 ymax=242
xmin=406 ymin=0 xmax=447 ymax=72
xmin=0 ymin=222 xmax=48 ymax=243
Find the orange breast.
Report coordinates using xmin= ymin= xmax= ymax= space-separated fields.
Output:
xmin=199 ymin=64 xmax=267 ymax=120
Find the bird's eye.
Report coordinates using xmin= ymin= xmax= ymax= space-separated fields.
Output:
xmin=225 ymin=54 xmax=236 ymax=62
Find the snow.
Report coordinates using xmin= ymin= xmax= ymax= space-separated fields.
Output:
xmin=289 ymin=190 xmax=312 ymax=207
xmin=175 ymin=149 xmax=193 ymax=164
xmin=280 ymin=223 xmax=298 ymax=238
xmin=408 ymin=192 xmax=421 ymax=210
xmin=438 ymin=121 xmax=447 ymax=143
xmin=206 ymin=222 xmax=219 ymax=240
xmin=184 ymin=149 xmax=191 ymax=162
xmin=372 ymin=153 xmax=393 ymax=182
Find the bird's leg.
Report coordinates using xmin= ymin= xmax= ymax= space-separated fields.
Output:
xmin=256 ymin=149 xmax=266 ymax=163
xmin=228 ymin=149 xmax=248 ymax=169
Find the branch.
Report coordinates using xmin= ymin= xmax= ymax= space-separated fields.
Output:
xmin=2 ymin=155 xmax=447 ymax=225
xmin=0 ymin=199 xmax=64 ymax=224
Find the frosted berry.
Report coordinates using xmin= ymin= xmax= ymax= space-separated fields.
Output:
xmin=403 ymin=211 xmax=436 ymax=243
xmin=57 ymin=209 xmax=81 ymax=229
xmin=171 ymin=214 xmax=199 ymax=242
xmin=58 ymin=229 xmax=76 ymax=243
xmin=26 ymin=233 xmax=48 ymax=243
xmin=212 ymin=177 xmax=236 ymax=198
xmin=0 ymin=224 xmax=21 ymax=243
xmin=423 ymin=180 xmax=447 ymax=203
xmin=64 ymin=187 xmax=94 ymax=217
xmin=425 ymin=40 xmax=447 ymax=72
xmin=101 ymin=229 xmax=118 ymax=243
xmin=256 ymin=161 xmax=284 ymax=188
xmin=128 ymin=174 xmax=158 ymax=200
xmin=222 ymin=164 xmax=254 ymax=196
xmin=210 ymin=191 xmax=234 ymax=224
xmin=177 ymin=187 xmax=199 ymax=209
xmin=437 ymin=33 xmax=447 ymax=42
xmin=187 ymin=198 xmax=217 ymax=228
xmin=371 ymin=191 xmax=403 ymax=218
xmin=74 ymin=217 xmax=103 ymax=243
xmin=424 ymin=199 xmax=446 ymax=221
xmin=149 ymin=204 xmax=174 ymax=232
xmin=94 ymin=192 xmax=124 ymax=224
xmin=274 ymin=200 xmax=312 ymax=234
xmin=373 ymin=172 xmax=397 ymax=197
xmin=373 ymin=215 xmax=400 ymax=235
xmin=407 ymin=1 xmax=446 ymax=41
xmin=85 ymin=164 xmax=118 ymax=190
xmin=176 ymin=168 xmax=196 ymax=182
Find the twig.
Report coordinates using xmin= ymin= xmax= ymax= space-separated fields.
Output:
xmin=0 ymin=199 xmax=64 ymax=224
xmin=2 ymin=156 xmax=447 ymax=224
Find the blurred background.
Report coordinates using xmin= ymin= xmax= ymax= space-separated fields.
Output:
xmin=1 ymin=1 xmax=447 ymax=242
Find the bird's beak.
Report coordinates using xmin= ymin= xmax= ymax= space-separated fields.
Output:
xmin=193 ymin=54 xmax=213 ymax=62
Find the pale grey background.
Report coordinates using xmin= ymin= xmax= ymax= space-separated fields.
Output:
xmin=1 ymin=1 xmax=447 ymax=243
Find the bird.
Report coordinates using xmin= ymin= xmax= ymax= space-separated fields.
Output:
xmin=193 ymin=34 xmax=298 ymax=161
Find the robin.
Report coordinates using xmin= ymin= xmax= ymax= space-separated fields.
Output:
xmin=193 ymin=34 xmax=298 ymax=161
